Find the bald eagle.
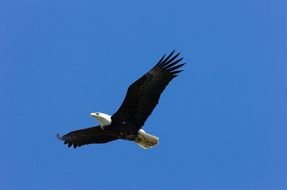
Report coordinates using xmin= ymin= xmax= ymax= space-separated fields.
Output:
xmin=57 ymin=51 xmax=185 ymax=149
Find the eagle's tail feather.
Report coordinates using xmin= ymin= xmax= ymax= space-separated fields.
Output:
xmin=135 ymin=129 xmax=159 ymax=149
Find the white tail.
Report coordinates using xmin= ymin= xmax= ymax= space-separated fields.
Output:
xmin=135 ymin=129 xmax=159 ymax=149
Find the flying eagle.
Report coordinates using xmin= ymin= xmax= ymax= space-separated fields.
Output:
xmin=57 ymin=51 xmax=185 ymax=149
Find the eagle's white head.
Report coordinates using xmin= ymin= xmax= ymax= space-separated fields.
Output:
xmin=90 ymin=112 xmax=112 ymax=127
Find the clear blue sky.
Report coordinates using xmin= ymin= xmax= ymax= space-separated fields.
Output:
xmin=1 ymin=0 xmax=286 ymax=190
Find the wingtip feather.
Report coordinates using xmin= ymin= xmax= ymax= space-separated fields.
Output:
xmin=162 ymin=50 xmax=175 ymax=63
xmin=56 ymin=133 xmax=63 ymax=141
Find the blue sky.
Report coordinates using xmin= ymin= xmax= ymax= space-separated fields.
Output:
xmin=1 ymin=0 xmax=287 ymax=190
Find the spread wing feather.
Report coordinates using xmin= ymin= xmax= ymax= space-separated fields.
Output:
xmin=112 ymin=51 xmax=185 ymax=129
xmin=57 ymin=125 xmax=119 ymax=148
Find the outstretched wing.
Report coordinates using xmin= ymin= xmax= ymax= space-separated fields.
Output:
xmin=112 ymin=51 xmax=185 ymax=129
xmin=57 ymin=125 xmax=119 ymax=148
